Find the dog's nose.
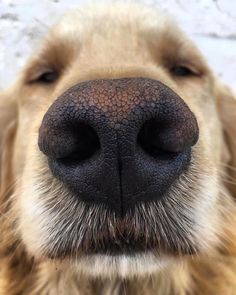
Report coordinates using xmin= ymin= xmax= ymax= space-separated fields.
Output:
xmin=38 ymin=78 xmax=198 ymax=214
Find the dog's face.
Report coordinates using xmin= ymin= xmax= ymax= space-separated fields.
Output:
xmin=0 ymin=4 xmax=235 ymax=278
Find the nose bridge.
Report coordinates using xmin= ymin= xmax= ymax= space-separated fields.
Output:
xmin=70 ymin=78 xmax=157 ymax=125
xmin=80 ymin=28 xmax=151 ymax=69
xmin=63 ymin=78 xmax=194 ymax=144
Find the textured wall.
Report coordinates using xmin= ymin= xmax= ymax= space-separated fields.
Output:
xmin=0 ymin=0 xmax=235 ymax=90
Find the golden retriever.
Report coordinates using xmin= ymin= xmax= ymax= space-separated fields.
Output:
xmin=0 ymin=3 xmax=236 ymax=295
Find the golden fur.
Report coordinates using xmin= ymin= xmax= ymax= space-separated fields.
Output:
xmin=0 ymin=3 xmax=236 ymax=294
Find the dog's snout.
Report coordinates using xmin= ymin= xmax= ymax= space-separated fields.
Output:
xmin=38 ymin=78 xmax=199 ymax=214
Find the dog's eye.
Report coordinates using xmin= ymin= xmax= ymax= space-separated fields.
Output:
xmin=28 ymin=69 xmax=59 ymax=84
xmin=36 ymin=71 xmax=59 ymax=83
xmin=170 ymin=66 xmax=194 ymax=77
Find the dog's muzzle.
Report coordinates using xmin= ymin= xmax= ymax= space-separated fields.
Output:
xmin=38 ymin=78 xmax=199 ymax=215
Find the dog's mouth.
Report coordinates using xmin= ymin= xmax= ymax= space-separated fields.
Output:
xmin=70 ymin=224 xmax=197 ymax=257
xmin=40 ymin=195 xmax=199 ymax=260
xmin=47 ymin=226 xmax=198 ymax=260
xmin=48 ymin=226 xmax=159 ymax=258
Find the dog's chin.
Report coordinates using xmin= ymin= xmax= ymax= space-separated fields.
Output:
xmin=40 ymin=225 xmax=198 ymax=278
xmin=46 ymin=251 xmax=178 ymax=278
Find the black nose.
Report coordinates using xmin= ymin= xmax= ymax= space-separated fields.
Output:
xmin=38 ymin=78 xmax=199 ymax=215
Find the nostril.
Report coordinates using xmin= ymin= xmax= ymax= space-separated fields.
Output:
xmin=137 ymin=116 xmax=198 ymax=158
xmin=137 ymin=119 xmax=175 ymax=158
xmin=58 ymin=123 xmax=101 ymax=166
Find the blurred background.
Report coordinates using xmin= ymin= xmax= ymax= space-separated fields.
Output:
xmin=0 ymin=0 xmax=235 ymax=90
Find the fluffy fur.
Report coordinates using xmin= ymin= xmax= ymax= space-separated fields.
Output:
xmin=0 ymin=3 xmax=236 ymax=294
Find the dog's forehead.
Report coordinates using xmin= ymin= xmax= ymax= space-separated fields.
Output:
xmin=52 ymin=4 xmax=175 ymax=44
xmin=43 ymin=3 xmax=196 ymax=70
xmin=24 ymin=3 xmax=209 ymax=95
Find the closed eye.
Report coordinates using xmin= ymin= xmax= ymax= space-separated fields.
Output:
xmin=30 ymin=70 xmax=59 ymax=84
xmin=170 ymin=65 xmax=195 ymax=77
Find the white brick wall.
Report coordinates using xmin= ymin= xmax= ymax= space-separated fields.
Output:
xmin=0 ymin=0 xmax=235 ymax=90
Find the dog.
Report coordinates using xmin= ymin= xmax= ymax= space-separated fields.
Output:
xmin=0 ymin=3 xmax=236 ymax=294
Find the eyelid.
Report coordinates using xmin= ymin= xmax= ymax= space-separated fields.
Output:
xmin=26 ymin=68 xmax=58 ymax=84
xmin=174 ymin=63 xmax=201 ymax=75
xmin=30 ymin=70 xmax=54 ymax=82
xmin=23 ymin=58 xmax=57 ymax=82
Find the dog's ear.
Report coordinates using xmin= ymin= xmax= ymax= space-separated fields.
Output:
xmin=0 ymin=88 xmax=17 ymax=202
xmin=215 ymin=78 xmax=236 ymax=197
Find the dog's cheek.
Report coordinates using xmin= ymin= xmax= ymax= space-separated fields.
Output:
xmin=15 ymin=153 xmax=50 ymax=259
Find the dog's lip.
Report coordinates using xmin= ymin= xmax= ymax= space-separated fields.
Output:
xmin=80 ymin=236 xmax=157 ymax=256
xmin=45 ymin=239 xmax=197 ymax=260
xmin=44 ymin=223 xmax=198 ymax=259
xmin=46 ymin=240 xmax=159 ymax=259
xmin=81 ymin=227 xmax=159 ymax=256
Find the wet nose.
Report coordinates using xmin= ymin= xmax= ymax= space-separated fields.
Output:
xmin=38 ymin=78 xmax=199 ymax=215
